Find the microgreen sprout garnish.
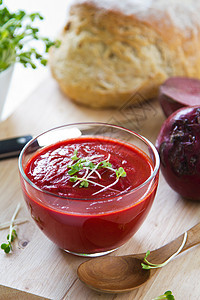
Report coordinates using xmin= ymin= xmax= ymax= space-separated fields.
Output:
xmin=1 ymin=203 xmax=21 ymax=254
xmin=67 ymin=150 xmax=126 ymax=194
xmin=0 ymin=218 xmax=28 ymax=230
xmin=71 ymin=149 xmax=79 ymax=161
xmin=141 ymin=232 xmax=187 ymax=270
xmin=1 ymin=229 xmax=17 ymax=254
xmin=98 ymin=160 xmax=112 ymax=169
xmin=152 ymin=291 xmax=175 ymax=300
xmin=116 ymin=167 xmax=127 ymax=179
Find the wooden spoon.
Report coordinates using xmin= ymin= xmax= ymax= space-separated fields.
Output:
xmin=77 ymin=222 xmax=200 ymax=293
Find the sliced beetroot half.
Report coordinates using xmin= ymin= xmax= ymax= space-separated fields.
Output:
xmin=158 ymin=77 xmax=200 ymax=117
xmin=155 ymin=105 xmax=200 ymax=201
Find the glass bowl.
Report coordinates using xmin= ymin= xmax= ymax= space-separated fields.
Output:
xmin=19 ymin=123 xmax=160 ymax=257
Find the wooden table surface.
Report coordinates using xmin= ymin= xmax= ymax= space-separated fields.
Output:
xmin=0 ymin=76 xmax=200 ymax=300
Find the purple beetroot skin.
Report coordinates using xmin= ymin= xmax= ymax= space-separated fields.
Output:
xmin=158 ymin=77 xmax=200 ymax=117
xmin=155 ymin=106 xmax=200 ymax=201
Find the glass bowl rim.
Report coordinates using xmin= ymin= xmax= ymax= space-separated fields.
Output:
xmin=18 ymin=122 xmax=160 ymax=203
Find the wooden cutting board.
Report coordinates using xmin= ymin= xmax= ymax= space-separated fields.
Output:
xmin=0 ymin=76 xmax=200 ymax=300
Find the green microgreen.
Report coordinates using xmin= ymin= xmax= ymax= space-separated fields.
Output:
xmin=1 ymin=203 xmax=21 ymax=254
xmin=69 ymin=175 xmax=78 ymax=183
xmin=67 ymin=150 xmax=126 ymax=194
xmin=116 ymin=167 xmax=127 ymax=179
xmin=0 ymin=0 xmax=60 ymax=72
xmin=68 ymin=162 xmax=83 ymax=176
xmin=79 ymin=180 xmax=89 ymax=188
xmin=71 ymin=150 xmax=79 ymax=161
xmin=1 ymin=229 xmax=17 ymax=253
xmin=84 ymin=161 xmax=95 ymax=169
xmin=98 ymin=161 xmax=112 ymax=169
xmin=70 ymin=176 xmax=105 ymax=187
xmin=152 ymin=291 xmax=175 ymax=300
xmin=141 ymin=232 xmax=187 ymax=270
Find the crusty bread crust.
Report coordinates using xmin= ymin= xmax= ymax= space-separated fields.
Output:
xmin=49 ymin=1 xmax=200 ymax=108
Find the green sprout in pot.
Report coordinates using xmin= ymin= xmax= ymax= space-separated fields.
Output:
xmin=0 ymin=0 xmax=59 ymax=72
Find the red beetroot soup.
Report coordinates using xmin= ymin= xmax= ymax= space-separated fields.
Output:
xmin=19 ymin=125 xmax=159 ymax=257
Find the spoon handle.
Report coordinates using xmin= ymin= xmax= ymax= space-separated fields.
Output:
xmin=148 ymin=222 xmax=200 ymax=263
xmin=181 ymin=221 xmax=200 ymax=253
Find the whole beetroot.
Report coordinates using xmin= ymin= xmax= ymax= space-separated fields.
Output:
xmin=155 ymin=106 xmax=200 ymax=201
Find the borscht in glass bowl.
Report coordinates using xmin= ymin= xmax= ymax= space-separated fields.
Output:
xmin=19 ymin=123 xmax=160 ymax=257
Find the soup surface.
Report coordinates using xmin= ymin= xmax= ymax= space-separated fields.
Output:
xmin=25 ymin=136 xmax=152 ymax=199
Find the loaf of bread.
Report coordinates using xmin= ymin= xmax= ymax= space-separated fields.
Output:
xmin=49 ymin=0 xmax=200 ymax=108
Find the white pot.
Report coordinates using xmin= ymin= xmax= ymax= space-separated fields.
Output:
xmin=0 ymin=64 xmax=14 ymax=120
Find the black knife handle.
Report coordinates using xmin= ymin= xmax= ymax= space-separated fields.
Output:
xmin=0 ymin=135 xmax=33 ymax=159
